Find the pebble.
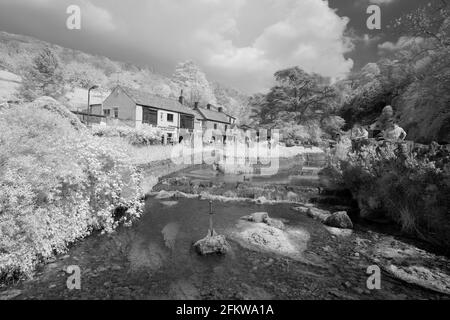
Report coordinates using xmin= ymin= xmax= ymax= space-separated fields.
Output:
xmin=49 ymin=284 xmax=56 ymax=289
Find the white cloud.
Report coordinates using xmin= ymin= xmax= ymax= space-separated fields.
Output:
xmin=141 ymin=0 xmax=354 ymax=92
xmin=227 ymin=0 xmax=353 ymax=90
xmin=378 ymin=36 xmax=424 ymax=52
xmin=1 ymin=0 xmax=355 ymax=92
xmin=1 ymin=0 xmax=116 ymax=33
xmin=80 ymin=0 xmax=116 ymax=33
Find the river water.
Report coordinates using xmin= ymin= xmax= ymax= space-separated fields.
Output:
xmin=5 ymin=155 xmax=450 ymax=300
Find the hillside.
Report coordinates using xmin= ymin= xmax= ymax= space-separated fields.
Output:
xmin=0 ymin=31 xmax=250 ymax=120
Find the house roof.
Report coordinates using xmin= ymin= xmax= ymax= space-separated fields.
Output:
xmin=191 ymin=109 xmax=205 ymax=121
xmin=195 ymin=107 xmax=234 ymax=124
xmin=118 ymin=86 xmax=195 ymax=116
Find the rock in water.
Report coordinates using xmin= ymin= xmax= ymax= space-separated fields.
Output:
xmin=241 ymin=212 xmax=285 ymax=230
xmin=325 ymin=211 xmax=353 ymax=229
xmin=194 ymin=234 xmax=231 ymax=255
xmin=292 ymin=206 xmax=309 ymax=214
xmin=241 ymin=212 xmax=269 ymax=223
xmin=307 ymin=207 xmax=331 ymax=223
xmin=155 ymin=190 xmax=174 ymax=199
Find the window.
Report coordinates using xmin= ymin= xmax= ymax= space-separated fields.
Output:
xmin=103 ymin=109 xmax=111 ymax=117
xmin=113 ymin=108 xmax=119 ymax=119
xmin=143 ymin=108 xmax=157 ymax=126
xmin=180 ymin=115 xmax=194 ymax=129
xmin=214 ymin=124 xmax=218 ymax=130
xmin=167 ymin=114 xmax=174 ymax=122
xmin=225 ymin=125 xmax=228 ymax=131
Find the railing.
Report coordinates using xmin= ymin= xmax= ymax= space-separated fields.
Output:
xmin=72 ymin=111 xmax=106 ymax=126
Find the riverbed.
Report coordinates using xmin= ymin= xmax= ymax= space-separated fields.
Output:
xmin=1 ymin=155 xmax=449 ymax=300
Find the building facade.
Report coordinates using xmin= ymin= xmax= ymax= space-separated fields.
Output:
xmin=99 ymin=86 xmax=237 ymax=144
xmin=101 ymin=86 xmax=195 ymax=143
xmin=192 ymin=103 xmax=236 ymax=143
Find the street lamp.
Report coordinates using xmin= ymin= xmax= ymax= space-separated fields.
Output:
xmin=87 ymin=85 xmax=99 ymax=126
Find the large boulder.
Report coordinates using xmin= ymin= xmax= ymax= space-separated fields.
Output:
xmin=194 ymin=234 xmax=231 ymax=255
xmin=325 ymin=211 xmax=353 ymax=229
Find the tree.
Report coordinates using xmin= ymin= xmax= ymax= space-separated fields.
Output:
xmin=391 ymin=0 xmax=450 ymax=142
xmin=20 ymin=48 xmax=64 ymax=101
xmin=171 ymin=60 xmax=217 ymax=107
xmin=253 ymin=67 xmax=339 ymax=125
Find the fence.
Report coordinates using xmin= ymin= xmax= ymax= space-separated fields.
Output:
xmin=72 ymin=111 xmax=106 ymax=126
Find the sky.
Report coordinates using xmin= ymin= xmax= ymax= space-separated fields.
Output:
xmin=0 ymin=0 xmax=426 ymax=93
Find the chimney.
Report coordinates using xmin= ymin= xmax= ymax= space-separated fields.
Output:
xmin=207 ymin=104 xmax=211 ymax=110
xmin=218 ymin=107 xmax=223 ymax=113
xmin=179 ymin=90 xmax=184 ymax=105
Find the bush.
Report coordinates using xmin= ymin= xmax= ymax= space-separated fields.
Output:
xmin=92 ymin=124 xmax=163 ymax=146
xmin=282 ymin=121 xmax=323 ymax=146
xmin=332 ymin=142 xmax=450 ymax=248
xmin=0 ymin=98 xmax=143 ymax=280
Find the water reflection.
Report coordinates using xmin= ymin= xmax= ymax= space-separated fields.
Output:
xmin=161 ymin=222 xmax=180 ymax=251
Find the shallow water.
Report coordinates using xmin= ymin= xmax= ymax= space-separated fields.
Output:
xmin=172 ymin=155 xmax=324 ymax=187
xmin=9 ymin=196 xmax=448 ymax=300
xmin=5 ymin=153 xmax=449 ymax=300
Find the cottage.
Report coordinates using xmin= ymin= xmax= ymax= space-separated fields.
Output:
xmin=101 ymin=86 xmax=196 ymax=143
xmin=192 ymin=102 xmax=236 ymax=143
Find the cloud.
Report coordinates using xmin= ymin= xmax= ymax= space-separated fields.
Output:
xmin=79 ymin=0 xmax=116 ymax=33
xmin=132 ymin=0 xmax=353 ymax=91
xmin=378 ymin=36 xmax=424 ymax=53
xmin=0 ymin=0 xmax=354 ymax=93
xmin=1 ymin=0 xmax=117 ymax=33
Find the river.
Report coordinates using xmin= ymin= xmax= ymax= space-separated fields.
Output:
xmin=2 ymin=154 xmax=449 ymax=300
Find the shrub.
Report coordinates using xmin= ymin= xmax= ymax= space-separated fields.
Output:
xmin=92 ymin=124 xmax=163 ymax=146
xmin=0 ymin=98 xmax=143 ymax=280
xmin=282 ymin=121 xmax=324 ymax=146
xmin=331 ymin=142 xmax=450 ymax=249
